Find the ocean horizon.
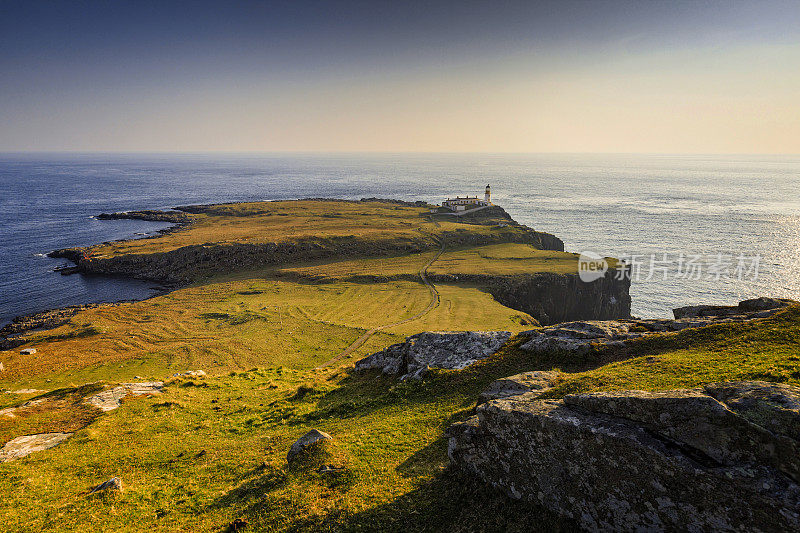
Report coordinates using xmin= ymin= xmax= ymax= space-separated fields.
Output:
xmin=2 ymin=152 xmax=799 ymax=325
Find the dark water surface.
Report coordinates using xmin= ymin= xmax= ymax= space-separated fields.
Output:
xmin=1 ymin=152 xmax=799 ymax=324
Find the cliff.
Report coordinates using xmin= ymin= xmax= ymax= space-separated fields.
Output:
xmin=48 ymin=200 xmax=565 ymax=285
xmin=429 ymin=268 xmax=631 ymax=325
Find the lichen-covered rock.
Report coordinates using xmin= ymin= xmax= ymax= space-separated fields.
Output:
xmin=89 ymin=477 xmax=122 ymax=494
xmin=355 ymin=331 xmax=511 ymax=379
xmin=287 ymin=429 xmax=332 ymax=463
xmin=0 ymin=432 xmax=73 ymax=462
xmin=704 ymin=381 xmax=800 ymax=445
xmin=519 ymin=321 xmax=645 ymax=354
xmin=519 ymin=298 xmax=797 ymax=355
xmin=86 ymin=382 xmax=164 ymax=412
xmin=448 ymin=381 xmax=800 ymax=532
xmin=477 ymin=371 xmax=560 ymax=404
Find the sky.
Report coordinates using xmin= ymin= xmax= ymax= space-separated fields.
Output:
xmin=1 ymin=0 xmax=799 ymax=153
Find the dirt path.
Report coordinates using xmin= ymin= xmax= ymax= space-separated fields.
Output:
xmin=315 ymin=244 xmax=445 ymax=369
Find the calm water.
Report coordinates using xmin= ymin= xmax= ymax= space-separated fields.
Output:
xmin=1 ymin=152 xmax=799 ymax=325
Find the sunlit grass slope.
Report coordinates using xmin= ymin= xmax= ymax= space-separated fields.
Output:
xmin=2 ymin=307 xmax=799 ymax=531
xmin=279 ymin=243 xmax=581 ymax=281
xmin=0 ymin=274 xmax=535 ymax=391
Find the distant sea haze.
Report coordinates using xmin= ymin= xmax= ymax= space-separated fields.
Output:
xmin=1 ymin=152 xmax=799 ymax=326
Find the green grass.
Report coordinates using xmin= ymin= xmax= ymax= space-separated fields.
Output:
xmin=3 ymin=308 xmax=799 ymax=530
xmin=2 ymin=200 xmax=799 ymax=531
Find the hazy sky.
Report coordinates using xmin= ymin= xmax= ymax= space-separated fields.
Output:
xmin=1 ymin=0 xmax=799 ymax=153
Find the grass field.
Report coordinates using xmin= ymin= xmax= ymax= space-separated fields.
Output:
xmin=3 ymin=200 xmax=799 ymax=531
xmin=280 ymin=243 xmax=581 ymax=281
xmin=2 ymin=306 xmax=800 ymax=531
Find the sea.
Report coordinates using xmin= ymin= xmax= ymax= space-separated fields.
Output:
xmin=1 ymin=152 xmax=799 ymax=326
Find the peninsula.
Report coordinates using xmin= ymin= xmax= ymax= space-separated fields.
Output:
xmin=1 ymin=198 xmax=798 ymax=532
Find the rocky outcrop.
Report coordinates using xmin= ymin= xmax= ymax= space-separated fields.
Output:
xmin=519 ymin=298 xmax=795 ymax=354
xmin=0 ymin=305 xmax=100 ymax=350
xmin=673 ymin=297 xmax=793 ymax=319
xmin=355 ymin=331 xmax=512 ymax=379
xmin=448 ymin=381 xmax=800 ymax=532
xmin=85 ymin=382 xmax=164 ymax=412
xmin=96 ymin=210 xmax=191 ymax=224
xmin=477 ymin=371 xmax=560 ymax=405
xmin=0 ymin=432 xmax=73 ymax=462
xmin=519 ymin=320 xmax=644 ymax=354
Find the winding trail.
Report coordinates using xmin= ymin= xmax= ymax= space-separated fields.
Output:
xmin=315 ymin=243 xmax=445 ymax=369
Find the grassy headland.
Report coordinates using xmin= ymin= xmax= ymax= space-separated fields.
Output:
xmin=1 ymin=199 xmax=796 ymax=531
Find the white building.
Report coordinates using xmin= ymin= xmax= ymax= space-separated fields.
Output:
xmin=440 ymin=184 xmax=492 ymax=212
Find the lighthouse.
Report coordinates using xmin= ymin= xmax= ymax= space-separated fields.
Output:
xmin=484 ymin=184 xmax=491 ymax=204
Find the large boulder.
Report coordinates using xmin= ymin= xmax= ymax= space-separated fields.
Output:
xmin=287 ymin=429 xmax=333 ymax=464
xmin=448 ymin=381 xmax=800 ymax=532
xmin=355 ymin=331 xmax=511 ymax=379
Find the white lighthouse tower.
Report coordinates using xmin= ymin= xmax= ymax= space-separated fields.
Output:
xmin=484 ymin=184 xmax=491 ymax=204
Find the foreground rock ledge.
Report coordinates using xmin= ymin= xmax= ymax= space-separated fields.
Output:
xmin=448 ymin=381 xmax=800 ymax=532
xmin=355 ymin=331 xmax=511 ymax=379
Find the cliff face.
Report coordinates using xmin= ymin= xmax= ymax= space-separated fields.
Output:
xmin=488 ymin=269 xmax=631 ymax=324
xmin=430 ymin=268 xmax=631 ymax=325
xmin=49 ymin=226 xmax=564 ymax=285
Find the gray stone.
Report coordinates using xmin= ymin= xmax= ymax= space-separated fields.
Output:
xmin=0 ymin=432 xmax=73 ymax=462
xmin=355 ymin=331 xmax=511 ymax=379
xmin=19 ymin=348 xmax=36 ymax=355
xmin=519 ymin=321 xmax=644 ymax=354
xmin=478 ymin=371 xmax=559 ymax=404
xmin=287 ymin=429 xmax=332 ymax=463
xmin=448 ymin=381 xmax=800 ymax=532
xmin=173 ymin=370 xmax=207 ymax=378
xmin=86 ymin=382 xmax=164 ymax=412
xmin=704 ymin=380 xmax=800 ymax=442
xmin=89 ymin=477 xmax=122 ymax=494
xmin=673 ymin=297 xmax=791 ymax=319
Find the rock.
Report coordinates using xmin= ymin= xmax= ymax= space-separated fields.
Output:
xmin=448 ymin=381 xmax=800 ymax=532
xmin=738 ymin=297 xmax=793 ymax=312
xmin=19 ymin=348 xmax=36 ymax=355
xmin=519 ymin=298 xmax=799 ymax=355
xmin=477 ymin=371 xmax=560 ymax=404
xmin=287 ymin=429 xmax=332 ymax=463
xmin=0 ymin=432 xmax=73 ymax=462
xmin=703 ymin=381 xmax=800 ymax=442
xmin=89 ymin=477 xmax=122 ymax=494
xmin=86 ymin=382 xmax=164 ymax=412
xmin=519 ymin=321 xmax=645 ymax=354
xmin=224 ymin=518 xmax=248 ymax=532
xmin=673 ymin=297 xmax=792 ymax=319
xmin=355 ymin=331 xmax=512 ymax=379
xmin=0 ymin=362 xmax=4 ymax=372
xmin=173 ymin=370 xmax=206 ymax=378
